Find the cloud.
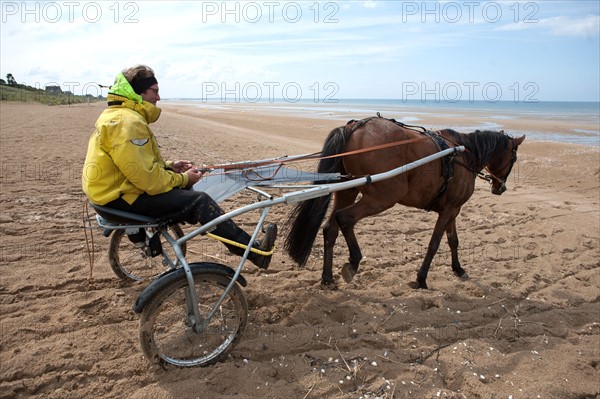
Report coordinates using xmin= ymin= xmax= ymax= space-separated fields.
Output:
xmin=1 ymin=1 xmax=598 ymax=100
xmin=548 ymin=15 xmax=600 ymax=38
xmin=496 ymin=15 xmax=600 ymax=38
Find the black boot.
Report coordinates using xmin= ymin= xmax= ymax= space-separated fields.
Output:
xmin=248 ymin=223 xmax=278 ymax=269
xmin=187 ymin=193 xmax=278 ymax=268
xmin=221 ymin=223 xmax=278 ymax=269
xmin=127 ymin=228 xmax=146 ymax=247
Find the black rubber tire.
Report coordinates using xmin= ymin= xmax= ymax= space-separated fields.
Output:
xmin=138 ymin=272 xmax=248 ymax=367
xmin=108 ymin=224 xmax=187 ymax=282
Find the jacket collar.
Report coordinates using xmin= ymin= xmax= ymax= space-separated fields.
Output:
xmin=106 ymin=93 xmax=161 ymax=124
xmin=108 ymin=72 xmax=143 ymax=103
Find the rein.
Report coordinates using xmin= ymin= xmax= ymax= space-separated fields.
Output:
xmin=200 ymin=135 xmax=431 ymax=174
xmin=199 ymin=115 xmax=514 ymax=188
xmin=316 ymin=135 xmax=430 ymax=160
xmin=454 ymin=159 xmax=498 ymax=184
xmin=201 ymin=114 xmax=432 ymax=174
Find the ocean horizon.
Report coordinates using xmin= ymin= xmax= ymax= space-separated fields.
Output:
xmin=163 ymin=99 xmax=600 ymax=146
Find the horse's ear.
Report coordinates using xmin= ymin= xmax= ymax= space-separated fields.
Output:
xmin=499 ymin=130 xmax=504 ymax=134
xmin=515 ymin=135 xmax=526 ymax=145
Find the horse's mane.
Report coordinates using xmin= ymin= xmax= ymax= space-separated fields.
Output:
xmin=440 ymin=129 xmax=511 ymax=169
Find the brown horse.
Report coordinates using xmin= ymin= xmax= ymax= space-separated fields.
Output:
xmin=284 ymin=116 xmax=525 ymax=289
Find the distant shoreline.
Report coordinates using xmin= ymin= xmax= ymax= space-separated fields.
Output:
xmin=161 ymin=99 xmax=600 ymax=146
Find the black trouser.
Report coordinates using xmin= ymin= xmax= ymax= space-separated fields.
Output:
xmin=105 ymin=189 xmax=254 ymax=258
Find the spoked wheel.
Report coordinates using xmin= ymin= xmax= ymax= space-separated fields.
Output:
xmin=108 ymin=224 xmax=186 ymax=282
xmin=139 ymin=272 xmax=248 ymax=367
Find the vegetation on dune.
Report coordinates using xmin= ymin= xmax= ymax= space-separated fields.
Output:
xmin=0 ymin=74 xmax=105 ymax=105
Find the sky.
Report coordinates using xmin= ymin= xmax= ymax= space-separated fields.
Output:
xmin=1 ymin=0 xmax=599 ymax=102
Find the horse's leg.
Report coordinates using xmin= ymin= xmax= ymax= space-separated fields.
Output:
xmin=337 ymin=210 xmax=362 ymax=283
xmin=446 ymin=218 xmax=469 ymax=279
xmin=322 ymin=189 xmax=358 ymax=286
xmin=335 ymin=195 xmax=394 ymax=283
xmin=416 ymin=211 xmax=457 ymax=289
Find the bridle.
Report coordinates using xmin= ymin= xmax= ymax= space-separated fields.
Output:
xmin=479 ymin=144 xmax=518 ymax=187
xmin=451 ymin=138 xmax=518 ymax=189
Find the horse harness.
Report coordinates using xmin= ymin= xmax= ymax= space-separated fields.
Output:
xmin=422 ymin=130 xmax=456 ymax=211
xmin=346 ymin=114 xmax=457 ymax=211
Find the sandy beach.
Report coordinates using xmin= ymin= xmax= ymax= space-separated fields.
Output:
xmin=0 ymin=101 xmax=598 ymax=398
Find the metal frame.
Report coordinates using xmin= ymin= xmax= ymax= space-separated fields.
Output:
xmin=93 ymin=146 xmax=465 ymax=336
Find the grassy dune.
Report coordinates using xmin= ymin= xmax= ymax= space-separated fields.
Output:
xmin=0 ymin=83 xmax=103 ymax=105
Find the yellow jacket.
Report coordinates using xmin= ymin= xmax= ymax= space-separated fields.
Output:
xmin=82 ymin=75 xmax=188 ymax=205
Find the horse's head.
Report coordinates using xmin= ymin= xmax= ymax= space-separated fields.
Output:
xmin=486 ymin=132 xmax=526 ymax=195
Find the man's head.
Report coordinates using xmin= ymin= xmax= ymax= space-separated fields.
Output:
xmin=122 ymin=65 xmax=160 ymax=105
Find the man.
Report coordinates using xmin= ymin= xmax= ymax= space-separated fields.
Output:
xmin=82 ymin=65 xmax=276 ymax=268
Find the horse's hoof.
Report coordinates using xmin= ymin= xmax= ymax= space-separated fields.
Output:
xmin=455 ymin=270 xmax=469 ymax=280
xmin=341 ymin=264 xmax=356 ymax=283
xmin=416 ymin=279 xmax=428 ymax=289
xmin=320 ymin=278 xmax=338 ymax=290
xmin=320 ymin=282 xmax=338 ymax=290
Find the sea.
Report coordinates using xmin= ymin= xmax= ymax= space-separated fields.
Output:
xmin=165 ymin=99 xmax=600 ymax=146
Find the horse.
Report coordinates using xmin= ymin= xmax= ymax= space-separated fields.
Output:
xmin=284 ymin=116 xmax=525 ymax=289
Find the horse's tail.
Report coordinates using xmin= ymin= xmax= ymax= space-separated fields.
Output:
xmin=284 ymin=125 xmax=352 ymax=266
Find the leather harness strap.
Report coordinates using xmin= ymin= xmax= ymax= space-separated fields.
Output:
xmin=423 ymin=130 xmax=456 ymax=211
